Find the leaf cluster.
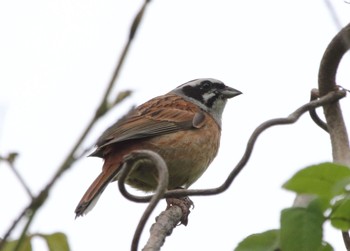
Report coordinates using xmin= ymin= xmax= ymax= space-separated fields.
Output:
xmin=235 ymin=162 xmax=350 ymax=251
xmin=1 ymin=232 xmax=69 ymax=251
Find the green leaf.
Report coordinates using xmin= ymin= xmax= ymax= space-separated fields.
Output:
xmin=1 ymin=235 xmax=32 ymax=251
xmin=330 ymin=197 xmax=350 ymax=231
xmin=308 ymin=196 xmax=331 ymax=213
xmin=40 ymin=232 xmax=70 ymax=251
xmin=280 ymin=207 xmax=324 ymax=251
xmin=283 ymin=162 xmax=350 ymax=198
xmin=318 ymin=242 xmax=334 ymax=251
xmin=234 ymin=229 xmax=279 ymax=251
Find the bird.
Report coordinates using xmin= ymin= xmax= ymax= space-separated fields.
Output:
xmin=75 ymin=78 xmax=242 ymax=219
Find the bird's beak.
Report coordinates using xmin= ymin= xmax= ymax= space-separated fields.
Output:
xmin=221 ymin=86 xmax=242 ymax=99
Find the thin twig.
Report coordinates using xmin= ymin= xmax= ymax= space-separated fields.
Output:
xmin=0 ymin=153 xmax=35 ymax=200
xmin=0 ymin=188 xmax=48 ymax=250
xmin=118 ymin=89 xmax=346 ymax=202
xmin=0 ymin=1 xmax=151 ymax=249
xmin=309 ymin=88 xmax=328 ymax=132
xmin=74 ymin=91 xmax=133 ymax=160
xmin=0 ymin=210 xmax=27 ymax=249
xmin=13 ymin=210 xmax=35 ymax=251
xmin=8 ymin=162 xmax=34 ymax=199
xmin=118 ymin=150 xmax=168 ymax=251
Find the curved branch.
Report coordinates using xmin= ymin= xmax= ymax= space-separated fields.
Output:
xmin=118 ymin=89 xmax=346 ymax=203
xmin=118 ymin=150 xmax=168 ymax=251
xmin=318 ymin=23 xmax=350 ymax=94
xmin=318 ymin=22 xmax=350 ymax=250
xmin=318 ymin=23 xmax=350 ymax=164
xmin=309 ymin=88 xmax=328 ymax=132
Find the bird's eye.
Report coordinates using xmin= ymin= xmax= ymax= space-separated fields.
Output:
xmin=201 ymin=80 xmax=212 ymax=90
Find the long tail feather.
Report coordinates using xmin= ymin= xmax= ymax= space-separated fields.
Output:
xmin=75 ymin=165 xmax=120 ymax=218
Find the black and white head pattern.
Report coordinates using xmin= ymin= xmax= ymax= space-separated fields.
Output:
xmin=171 ymin=78 xmax=241 ymax=126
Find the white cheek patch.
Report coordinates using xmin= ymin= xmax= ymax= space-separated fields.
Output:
xmin=202 ymin=92 xmax=216 ymax=103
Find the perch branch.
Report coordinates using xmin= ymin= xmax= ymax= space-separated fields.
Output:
xmin=143 ymin=206 xmax=183 ymax=251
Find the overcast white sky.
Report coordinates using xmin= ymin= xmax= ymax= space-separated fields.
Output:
xmin=1 ymin=1 xmax=350 ymax=250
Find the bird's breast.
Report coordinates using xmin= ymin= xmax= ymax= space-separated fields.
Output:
xmin=125 ymin=116 xmax=221 ymax=190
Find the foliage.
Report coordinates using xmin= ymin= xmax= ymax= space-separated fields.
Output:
xmin=235 ymin=162 xmax=350 ymax=251
xmin=1 ymin=232 xmax=69 ymax=251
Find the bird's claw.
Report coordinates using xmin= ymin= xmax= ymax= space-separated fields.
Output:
xmin=166 ymin=196 xmax=194 ymax=226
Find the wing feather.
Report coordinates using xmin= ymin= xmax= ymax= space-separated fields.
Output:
xmin=90 ymin=94 xmax=206 ymax=157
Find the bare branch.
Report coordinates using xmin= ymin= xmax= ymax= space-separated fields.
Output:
xmin=318 ymin=21 xmax=350 ymax=250
xmin=13 ymin=211 xmax=35 ymax=251
xmin=8 ymin=162 xmax=34 ymax=200
xmin=318 ymin=23 xmax=350 ymax=165
xmin=143 ymin=206 xmax=183 ymax=251
xmin=0 ymin=1 xmax=151 ymax=249
xmin=0 ymin=153 xmax=34 ymax=199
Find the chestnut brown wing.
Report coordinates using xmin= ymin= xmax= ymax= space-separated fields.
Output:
xmin=90 ymin=94 xmax=206 ymax=156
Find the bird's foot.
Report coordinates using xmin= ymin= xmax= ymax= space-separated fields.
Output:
xmin=166 ymin=196 xmax=194 ymax=226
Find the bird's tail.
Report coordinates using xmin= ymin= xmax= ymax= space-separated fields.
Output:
xmin=74 ymin=165 xmax=120 ymax=218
